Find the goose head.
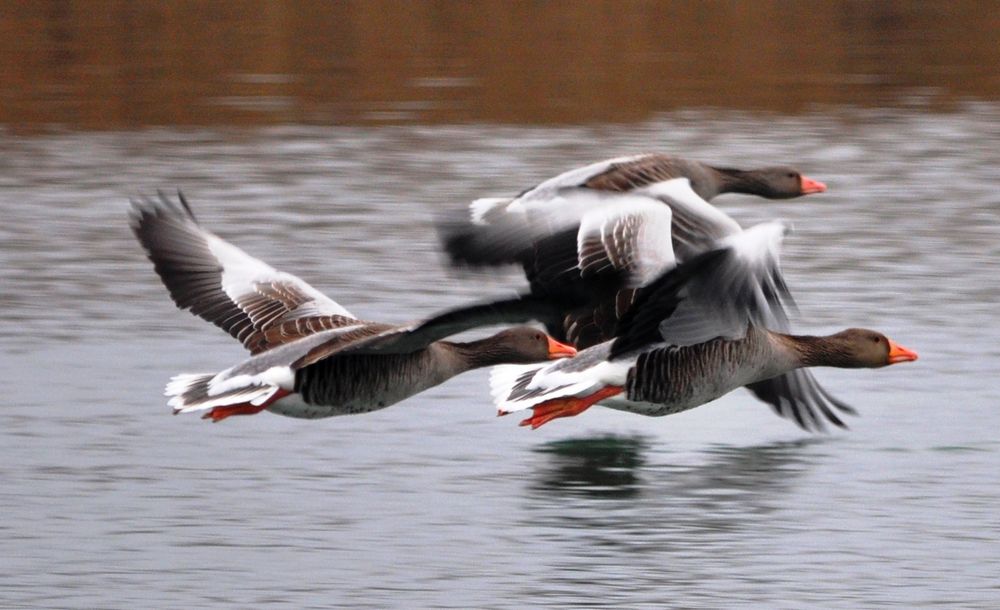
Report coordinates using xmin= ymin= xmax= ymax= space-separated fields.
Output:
xmin=488 ymin=327 xmax=578 ymax=363
xmin=753 ymin=166 xmax=828 ymax=198
xmin=821 ymin=328 xmax=919 ymax=368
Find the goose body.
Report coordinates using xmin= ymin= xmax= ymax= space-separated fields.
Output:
xmin=132 ymin=193 xmax=576 ymax=422
xmin=494 ymin=328 xmax=787 ymax=419
xmin=489 ymin=223 xmax=917 ymax=430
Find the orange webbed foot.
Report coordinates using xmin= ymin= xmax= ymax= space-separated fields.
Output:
xmin=519 ymin=386 xmax=624 ymax=429
xmin=202 ymin=403 xmax=267 ymax=422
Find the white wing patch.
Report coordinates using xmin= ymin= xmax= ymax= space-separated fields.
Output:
xmin=641 ymin=178 xmax=742 ymax=239
xmin=576 ymin=197 xmax=676 ymax=287
xmin=206 ymin=232 xmax=355 ymax=320
xmin=721 ymin=220 xmax=789 ymax=269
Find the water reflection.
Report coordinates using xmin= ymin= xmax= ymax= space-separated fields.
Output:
xmin=530 ymin=435 xmax=651 ymax=499
xmin=2 ymin=1 xmax=997 ymax=129
xmin=513 ymin=438 xmax=830 ymax=604
xmin=524 ymin=437 xmax=827 ymax=532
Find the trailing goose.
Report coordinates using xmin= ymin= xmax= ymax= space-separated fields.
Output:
xmin=131 ymin=192 xmax=576 ymax=422
xmin=442 ymin=153 xmax=827 ymax=347
xmin=489 ymin=222 xmax=917 ymax=431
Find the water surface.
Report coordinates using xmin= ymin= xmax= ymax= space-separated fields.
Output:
xmin=2 ymin=107 xmax=999 ymax=607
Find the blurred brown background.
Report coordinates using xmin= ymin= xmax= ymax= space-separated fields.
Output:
xmin=2 ymin=0 xmax=998 ymax=129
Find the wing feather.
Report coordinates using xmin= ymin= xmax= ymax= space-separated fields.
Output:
xmin=130 ymin=191 xmax=358 ymax=354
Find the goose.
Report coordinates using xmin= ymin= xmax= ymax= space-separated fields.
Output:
xmin=130 ymin=192 xmax=576 ymax=422
xmin=489 ymin=222 xmax=917 ymax=430
xmin=442 ymin=153 xmax=827 ymax=347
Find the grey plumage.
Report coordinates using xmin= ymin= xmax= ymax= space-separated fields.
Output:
xmin=134 ymin=192 xmax=573 ymax=421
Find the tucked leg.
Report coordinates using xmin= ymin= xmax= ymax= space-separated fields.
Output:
xmin=201 ymin=388 xmax=291 ymax=422
xmin=520 ymin=386 xmax=624 ymax=429
xmin=202 ymin=403 xmax=267 ymax=422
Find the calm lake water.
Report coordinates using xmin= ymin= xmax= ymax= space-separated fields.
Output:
xmin=2 ymin=107 xmax=999 ymax=607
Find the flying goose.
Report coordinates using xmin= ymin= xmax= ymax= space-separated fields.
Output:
xmin=489 ymin=222 xmax=916 ymax=431
xmin=442 ymin=153 xmax=827 ymax=347
xmin=130 ymin=192 xmax=576 ymax=422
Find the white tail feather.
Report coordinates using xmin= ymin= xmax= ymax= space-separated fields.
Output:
xmin=490 ymin=355 xmax=632 ymax=415
xmin=165 ymin=372 xmax=280 ymax=415
xmin=489 ymin=363 xmax=543 ymax=414
xmin=489 ymin=363 xmax=601 ymax=415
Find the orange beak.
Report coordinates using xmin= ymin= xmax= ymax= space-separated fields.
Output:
xmin=800 ymin=175 xmax=827 ymax=195
xmin=887 ymin=339 xmax=918 ymax=365
xmin=546 ymin=336 xmax=578 ymax=359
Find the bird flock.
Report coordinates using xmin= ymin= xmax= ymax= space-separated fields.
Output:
xmin=131 ymin=153 xmax=916 ymax=433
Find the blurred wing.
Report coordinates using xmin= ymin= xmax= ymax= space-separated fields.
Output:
xmin=640 ymin=179 xmax=743 ymax=261
xmin=443 ymin=155 xmax=748 ymax=351
xmin=745 ymin=370 xmax=858 ymax=432
xmin=291 ymin=295 xmax=563 ymax=368
xmin=130 ymin=191 xmax=359 ymax=354
xmin=443 ymin=154 xmax=662 ymax=267
xmin=611 ymin=221 xmax=793 ymax=358
xmin=334 ymin=295 xmax=563 ymax=357
xmin=609 ymin=220 xmax=855 ymax=430
xmin=579 ymin=154 xmax=743 ymax=259
xmin=443 ymin=188 xmax=621 ymax=267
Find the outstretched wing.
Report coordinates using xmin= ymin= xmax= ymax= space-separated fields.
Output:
xmin=290 ymin=294 xmax=563 ymax=368
xmin=130 ymin=191 xmax=360 ymax=354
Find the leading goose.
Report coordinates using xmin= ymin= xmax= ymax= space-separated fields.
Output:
xmin=130 ymin=192 xmax=576 ymax=422
xmin=490 ymin=222 xmax=917 ymax=430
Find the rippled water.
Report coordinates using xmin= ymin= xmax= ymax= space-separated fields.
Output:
xmin=2 ymin=107 xmax=999 ymax=608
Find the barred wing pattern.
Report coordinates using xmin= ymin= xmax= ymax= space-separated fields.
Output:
xmin=130 ymin=191 xmax=360 ymax=355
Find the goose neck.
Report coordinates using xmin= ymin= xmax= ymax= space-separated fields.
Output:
xmin=779 ymin=333 xmax=859 ymax=369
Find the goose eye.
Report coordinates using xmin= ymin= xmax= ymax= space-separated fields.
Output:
xmin=787 ymin=172 xmax=797 ymax=179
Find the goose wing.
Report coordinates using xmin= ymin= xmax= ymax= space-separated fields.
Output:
xmin=290 ymin=294 xmax=563 ymax=368
xmin=445 ymin=153 xmax=741 ymax=269
xmin=744 ymin=370 xmax=857 ymax=431
xmin=130 ymin=191 xmax=359 ymax=354
xmin=581 ymin=154 xmax=742 ymax=260
xmin=609 ymin=222 xmax=853 ymax=431
xmin=610 ymin=221 xmax=793 ymax=357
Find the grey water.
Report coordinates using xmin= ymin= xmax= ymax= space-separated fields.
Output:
xmin=2 ymin=107 xmax=999 ymax=608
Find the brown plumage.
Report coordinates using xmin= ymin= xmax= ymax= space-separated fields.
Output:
xmin=582 ymin=154 xmax=822 ymax=200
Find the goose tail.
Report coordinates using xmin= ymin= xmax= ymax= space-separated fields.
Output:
xmin=489 ymin=362 xmax=602 ymax=416
xmin=165 ymin=371 xmax=288 ymax=422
